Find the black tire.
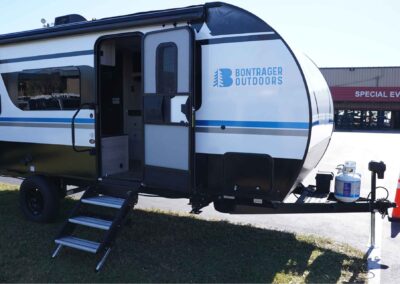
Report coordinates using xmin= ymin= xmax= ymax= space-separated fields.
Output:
xmin=19 ymin=175 xmax=60 ymax=223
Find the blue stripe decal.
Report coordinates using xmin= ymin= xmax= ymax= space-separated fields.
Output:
xmin=0 ymin=117 xmax=94 ymax=124
xmin=198 ymin=34 xmax=280 ymax=45
xmin=335 ymin=192 xmax=360 ymax=198
xmin=0 ymin=118 xmax=330 ymax=127
xmin=196 ymin=120 xmax=309 ymax=129
xmin=0 ymin=50 xmax=94 ymax=64
xmin=312 ymin=119 xmax=334 ymax=126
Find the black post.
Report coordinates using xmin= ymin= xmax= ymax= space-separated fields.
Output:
xmin=371 ymin=168 xmax=377 ymax=203
xmin=370 ymin=168 xmax=377 ymax=247
xmin=368 ymin=161 xmax=386 ymax=247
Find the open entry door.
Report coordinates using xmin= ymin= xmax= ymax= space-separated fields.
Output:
xmin=143 ymin=27 xmax=194 ymax=192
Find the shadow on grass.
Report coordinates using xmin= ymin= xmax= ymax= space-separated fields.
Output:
xmin=0 ymin=188 xmax=366 ymax=283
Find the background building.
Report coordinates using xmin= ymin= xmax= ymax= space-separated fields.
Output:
xmin=320 ymin=67 xmax=400 ymax=130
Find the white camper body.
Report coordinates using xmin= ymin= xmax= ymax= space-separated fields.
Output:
xmin=0 ymin=3 xmax=333 ymax=216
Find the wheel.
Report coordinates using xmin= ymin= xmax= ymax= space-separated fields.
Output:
xmin=19 ymin=175 xmax=60 ymax=223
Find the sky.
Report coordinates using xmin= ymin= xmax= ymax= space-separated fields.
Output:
xmin=0 ymin=0 xmax=400 ymax=68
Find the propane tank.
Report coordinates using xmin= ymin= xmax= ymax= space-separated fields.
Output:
xmin=334 ymin=161 xmax=361 ymax=202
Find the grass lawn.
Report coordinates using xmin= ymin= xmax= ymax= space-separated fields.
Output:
xmin=0 ymin=183 xmax=366 ymax=283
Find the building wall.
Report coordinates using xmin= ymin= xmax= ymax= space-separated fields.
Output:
xmin=321 ymin=67 xmax=400 ymax=87
xmin=320 ymin=67 xmax=400 ymax=130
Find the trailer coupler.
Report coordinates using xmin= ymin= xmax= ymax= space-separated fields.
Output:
xmin=373 ymin=198 xmax=397 ymax=219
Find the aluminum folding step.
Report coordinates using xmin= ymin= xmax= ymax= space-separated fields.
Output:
xmin=69 ymin=216 xmax=112 ymax=230
xmin=81 ymin=195 xmax=125 ymax=209
xmin=53 ymin=186 xmax=140 ymax=271
xmin=55 ymin=236 xmax=100 ymax=253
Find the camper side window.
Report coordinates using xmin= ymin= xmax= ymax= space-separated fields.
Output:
xmin=156 ymin=43 xmax=178 ymax=94
xmin=2 ymin=67 xmax=81 ymax=111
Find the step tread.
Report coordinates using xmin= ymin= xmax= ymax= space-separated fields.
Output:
xmin=69 ymin=216 xmax=112 ymax=230
xmin=81 ymin=195 xmax=125 ymax=208
xmin=55 ymin=236 xmax=100 ymax=253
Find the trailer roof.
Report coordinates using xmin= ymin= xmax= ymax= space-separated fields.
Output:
xmin=0 ymin=3 xmax=209 ymax=45
xmin=0 ymin=2 xmax=274 ymax=46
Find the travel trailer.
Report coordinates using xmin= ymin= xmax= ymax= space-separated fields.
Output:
xmin=0 ymin=2 xmax=395 ymax=271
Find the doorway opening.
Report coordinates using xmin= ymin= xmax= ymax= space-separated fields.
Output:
xmin=97 ymin=34 xmax=143 ymax=181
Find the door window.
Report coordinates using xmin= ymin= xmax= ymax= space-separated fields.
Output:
xmin=156 ymin=43 xmax=178 ymax=94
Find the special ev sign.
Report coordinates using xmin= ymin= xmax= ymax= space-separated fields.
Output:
xmin=213 ymin=67 xmax=283 ymax=87
xmin=330 ymin=87 xmax=400 ymax=102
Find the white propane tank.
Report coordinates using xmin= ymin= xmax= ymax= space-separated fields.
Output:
xmin=334 ymin=161 xmax=361 ymax=202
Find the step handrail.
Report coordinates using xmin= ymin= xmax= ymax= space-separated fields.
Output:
xmin=71 ymin=103 xmax=96 ymax=153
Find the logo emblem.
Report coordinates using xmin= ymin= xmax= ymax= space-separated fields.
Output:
xmin=213 ymin=68 xmax=233 ymax=87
